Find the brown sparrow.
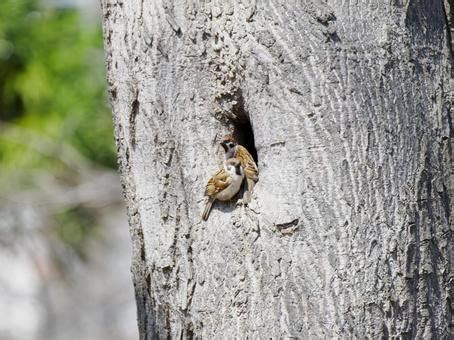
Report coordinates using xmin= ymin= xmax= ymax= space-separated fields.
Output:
xmin=202 ymin=158 xmax=244 ymax=221
xmin=220 ymin=135 xmax=259 ymax=204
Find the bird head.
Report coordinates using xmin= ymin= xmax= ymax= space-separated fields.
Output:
xmin=220 ymin=135 xmax=237 ymax=153
xmin=225 ymin=157 xmax=243 ymax=176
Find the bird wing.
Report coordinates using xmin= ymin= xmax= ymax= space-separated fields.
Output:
xmin=235 ymin=145 xmax=259 ymax=182
xmin=205 ymin=167 xmax=232 ymax=196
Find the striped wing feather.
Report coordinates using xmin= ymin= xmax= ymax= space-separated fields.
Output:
xmin=205 ymin=167 xmax=232 ymax=196
xmin=236 ymin=145 xmax=259 ymax=182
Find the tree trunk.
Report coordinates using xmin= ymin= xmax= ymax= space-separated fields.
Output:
xmin=101 ymin=0 xmax=452 ymax=338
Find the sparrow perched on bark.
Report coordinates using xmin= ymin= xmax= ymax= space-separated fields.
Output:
xmin=202 ymin=158 xmax=244 ymax=221
xmin=220 ymin=135 xmax=259 ymax=204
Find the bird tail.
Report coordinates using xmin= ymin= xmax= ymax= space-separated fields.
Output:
xmin=202 ymin=198 xmax=214 ymax=221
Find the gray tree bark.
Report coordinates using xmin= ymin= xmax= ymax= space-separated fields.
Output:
xmin=101 ymin=0 xmax=452 ymax=338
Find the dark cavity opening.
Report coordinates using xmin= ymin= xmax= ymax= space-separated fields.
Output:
xmin=230 ymin=93 xmax=258 ymax=164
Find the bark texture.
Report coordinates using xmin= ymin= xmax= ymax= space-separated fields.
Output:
xmin=101 ymin=0 xmax=452 ymax=338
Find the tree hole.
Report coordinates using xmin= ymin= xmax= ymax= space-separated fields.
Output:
xmin=232 ymin=119 xmax=258 ymax=163
xmin=230 ymin=94 xmax=258 ymax=163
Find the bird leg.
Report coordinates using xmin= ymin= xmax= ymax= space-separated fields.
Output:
xmin=243 ymin=178 xmax=256 ymax=204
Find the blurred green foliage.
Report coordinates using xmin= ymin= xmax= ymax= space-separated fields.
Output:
xmin=54 ymin=206 xmax=100 ymax=261
xmin=0 ymin=0 xmax=116 ymax=173
xmin=0 ymin=0 xmax=116 ymax=261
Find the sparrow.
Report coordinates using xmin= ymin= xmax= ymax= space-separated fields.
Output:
xmin=220 ymin=135 xmax=259 ymax=204
xmin=202 ymin=157 xmax=244 ymax=221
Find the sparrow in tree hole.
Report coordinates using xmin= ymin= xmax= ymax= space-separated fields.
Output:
xmin=202 ymin=158 xmax=244 ymax=221
xmin=220 ymin=135 xmax=259 ymax=204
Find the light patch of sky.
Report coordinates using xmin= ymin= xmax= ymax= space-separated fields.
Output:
xmin=43 ymin=0 xmax=101 ymax=23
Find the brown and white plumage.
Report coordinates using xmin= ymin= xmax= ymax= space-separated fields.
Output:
xmin=202 ymin=158 xmax=244 ymax=221
xmin=220 ymin=135 xmax=259 ymax=204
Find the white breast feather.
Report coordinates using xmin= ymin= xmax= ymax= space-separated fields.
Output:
xmin=216 ymin=165 xmax=243 ymax=201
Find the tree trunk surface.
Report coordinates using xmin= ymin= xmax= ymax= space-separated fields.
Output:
xmin=101 ymin=0 xmax=452 ymax=338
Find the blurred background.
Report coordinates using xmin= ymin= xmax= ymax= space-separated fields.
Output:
xmin=0 ymin=0 xmax=138 ymax=339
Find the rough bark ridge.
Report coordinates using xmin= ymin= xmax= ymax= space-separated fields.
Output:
xmin=101 ymin=0 xmax=452 ymax=338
